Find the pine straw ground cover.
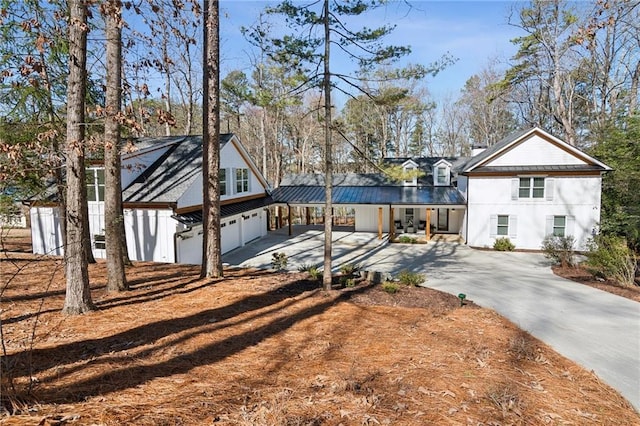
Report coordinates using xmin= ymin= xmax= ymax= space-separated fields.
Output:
xmin=1 ymin=254 xmax=638 ymax=426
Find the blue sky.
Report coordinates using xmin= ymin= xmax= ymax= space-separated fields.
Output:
xmin=218 ymin=1 xmax=525 ymax=101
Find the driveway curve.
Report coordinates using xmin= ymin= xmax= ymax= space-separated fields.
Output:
xmin=223 ymin=229 xmax=640 ymax=411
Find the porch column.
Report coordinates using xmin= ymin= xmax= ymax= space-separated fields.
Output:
xmin=426 ymin=208 xmax=431 ymax=240
xmin=389 ymin=207 xmax=395 ymax=240
xmin=305 ymin=207 xmax=311 ymax=225
xmin=278 ymin=206 xmax=284 ymax=229
xmin=377 ymin=207 xmax=383 ymax=240
xmin=288 ymin=205 xmax=293 ymax=236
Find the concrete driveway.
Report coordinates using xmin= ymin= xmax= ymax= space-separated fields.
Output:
xmin=223 ymin=227 xmax=640 ymax=411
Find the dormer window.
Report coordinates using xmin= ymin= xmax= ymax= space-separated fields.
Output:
xmin=433 ymin=159 xmax=451 ymax=186
xmin=402 ymin=160 xmax=418 ymax=186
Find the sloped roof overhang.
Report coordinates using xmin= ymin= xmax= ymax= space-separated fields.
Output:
xmin=271 ymin=185 xmax=466 ymax=207
xmin=172 ymin=195 xmax=273 ymax=225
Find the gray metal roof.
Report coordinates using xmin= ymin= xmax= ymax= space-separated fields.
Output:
xmin=271 ymin=184 xmax=466 ymax=206
xmin=471 ymin=164 xmax=606 ymax=174
xmin=280 ymin=173 xmax=396 ymax=186
xmin=172 ymin=195 xmax=273 ymax=225
xmin=123 ymin=134 xmax=234 ymax=204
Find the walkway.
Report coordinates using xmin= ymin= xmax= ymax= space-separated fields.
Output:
xmin=223 ymin=227 xmax=640 ymax=411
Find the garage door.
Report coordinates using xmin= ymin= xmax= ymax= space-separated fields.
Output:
xmin=243 ymin=211 xmax=262 ymax=244
xmin=221 ymin=218 xmax=240 ymax=254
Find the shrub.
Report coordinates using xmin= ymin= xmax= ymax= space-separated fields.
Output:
xmin=297 ymin=263 xmax=314 ymax=272
xmin=493 ymin=237 xmax=515 ymax=251
xmin=541 ymin=235 xmax=575 ymax=267
xmin=397 ymin=270 xmax=425 ymax=286
xmin=271 ymin=252 xmax=288 ymax=271
xmin=398 ymin=235 xmax=418 ymax=244
xmin=586 ymin=235 xmax=637 ymax=287
xmin=381 ymin=282 xmax=399 ymax=293
xmin=339 ymin=263 xmax=360 ymax=275
xmin=340 ymin=276 xmax=356 ymax=288
xmin=307 ymin=266 xmax=322 ymax=281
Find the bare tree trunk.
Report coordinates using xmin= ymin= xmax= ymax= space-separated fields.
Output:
xmin=630 ymin=60 xmax=639 ymax=114
xmin=103 ymin=0 xmax=128 ymax=292
xmin=63 ymin=0 xmax=94 ymax=314
xmin=201 ymin=0 xmax=223 ymax=278
xmin=322 ymin=0 xmax=333 ymax=290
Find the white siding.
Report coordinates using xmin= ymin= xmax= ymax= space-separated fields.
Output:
xmin=354 ymin=206 xmax=390 ymax=232
xmin=30 ymin=207 xmax=63 ymax=256
xmin=177 ymin=142 xmax=265 ymax=210
xmin=466 ymin=175 xmax=602 ymax=250
xmin=123 ymin=208 xmax=177 ymax=262
xmin=489 ymin=134 xmax=586 ymax=167
xmin=88 ymin=202 xmax=106 ymax=258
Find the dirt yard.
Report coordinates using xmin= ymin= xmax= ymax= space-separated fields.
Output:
xmin=1 ymin=248 xmax=638 ymax=425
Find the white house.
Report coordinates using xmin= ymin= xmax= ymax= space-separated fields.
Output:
xmin=271 ymin=127 xmax=611 ymax=251
xmin=29 ymin=134 xmax=272 ymax=263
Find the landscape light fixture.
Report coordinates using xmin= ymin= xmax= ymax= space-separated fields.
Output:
xmin=458 ymin=293 xmax=466 ymax=306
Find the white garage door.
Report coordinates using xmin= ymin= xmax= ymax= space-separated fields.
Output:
xmin=243 ymin=211 xmax=262 ymax=244
xmin=221 ymin=218 xmax=240 ymax=254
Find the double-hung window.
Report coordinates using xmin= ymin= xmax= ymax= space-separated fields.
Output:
xmin=519 ymin=177 xmax=544 ymax=198
xmin=436 ymin=167 xmax=447 ymax=185
xmin=235 ymin=168 xmax=249 ymax=193
xmin=553 ymin=216 xmax=566 ymax=237
xmin=86 ymin=168 xmax=105 ymax=202
xmin=220 ymin=169 xmax=227 ymax=196
xmin=497 ymin=215 xmax=509 ymax=236
xmin=491 ymin=214 xmax=517 ymax=239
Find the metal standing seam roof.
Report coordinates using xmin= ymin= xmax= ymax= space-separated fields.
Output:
xmin=172 ymin=195 xmax=273 ymax=225
xmin=470 ymin=164 xmax=606 ymax=174
xmin=271 ymin=184 xmax=466 ymax=206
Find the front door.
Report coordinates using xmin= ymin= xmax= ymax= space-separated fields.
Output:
xmin=437 ymin=208 xmax=448 ymax=231
xmin=405 ymin=208 xmax=415 ymax=231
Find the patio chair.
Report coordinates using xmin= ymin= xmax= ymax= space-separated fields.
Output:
xmin=418 ymin=220 xmax=426 ymax=231
xmin=394 ymin=220 xmax=403 ymax=233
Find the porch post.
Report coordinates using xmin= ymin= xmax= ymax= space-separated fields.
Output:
xmin=288 ymin=205 xmax=293 ymax=236
xmin=389 ymin=207 xmax=395 ymax=240
xmin=305 ymin=207 xmax=311 ymax=225
xmin=278 ymin=206 xmax=284 ymax=229
xmin=377 ymin=207 xmax=383 ymax=240
xmin=426 ymin=208 xmax=431 ymax=240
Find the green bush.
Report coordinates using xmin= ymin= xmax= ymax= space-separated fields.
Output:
xmin=493 ymin=237 xmax=515 ymax=251
xmin=541 ymin=235 xmax=575 ymax=267
xmin=398 ymin=235 xmax=418 ymax=244
xmin=340 ymin=276 xmax=356 ymax=287
xmin=307 ymin=266 xmax=322 ymax=281
xmin=397 ymin=270 xmax=425 ymax=286
xmin=271 ymin=252 xmax=288 ymax=271
xmin=586 ymin=235 xmax=637 ymax=287
xmin=381 ymin=282 xmax=399 ymax=293
xmin=297 ymin=263 xmax=314 ymax=272
xmin=339 ymin=263 xmax=360 ymax=275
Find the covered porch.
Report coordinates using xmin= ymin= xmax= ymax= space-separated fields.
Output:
xmin=269 ymin=202 xmax=466 ymax=243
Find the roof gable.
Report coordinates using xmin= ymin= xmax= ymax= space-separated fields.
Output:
xmin=122 ymin=133 xmax=267 ymax=205
xmin=462 ymin=127 xmax=611 ymax=173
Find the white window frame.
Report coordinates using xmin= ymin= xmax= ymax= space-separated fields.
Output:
xmin=490 ymin=214 xmax=517 ymax=238
xmin=235 ymin=168 xmax=249 ymax=194
xmin=497 ymin=215 xmax=509 ymax=236
xmin=220 ymin=168 xmax=227 ymax=196
xmin=86 ymin=168 xmax=105 ymax=202
xmin=94 ymin=234 xmax=106 ymax=250
xmin=553 ymin=215 xmax=566 ymax=237
xmin=518 ymin=177 xmax=545 ymax=199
